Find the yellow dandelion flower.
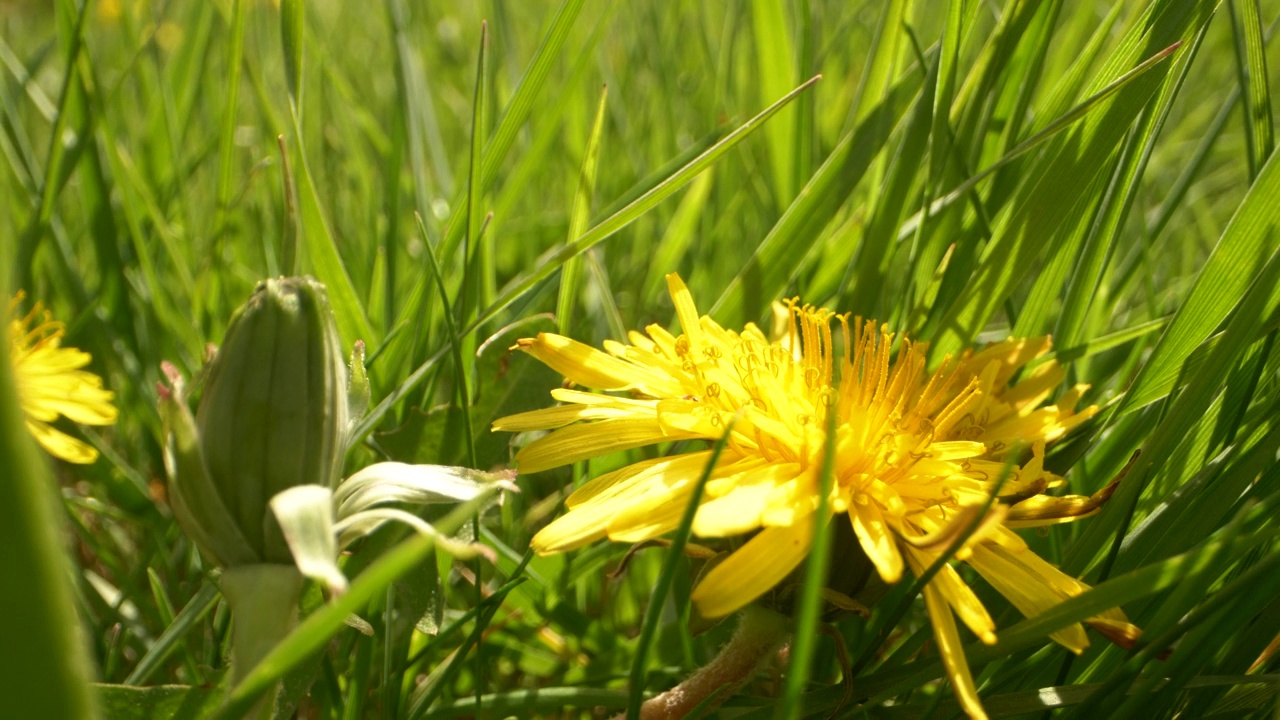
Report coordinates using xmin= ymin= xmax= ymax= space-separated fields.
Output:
xmin=494 ymin=274 xmax=1138 ymax=719
xmin=8 ymin=293 xmax=117 ymax=464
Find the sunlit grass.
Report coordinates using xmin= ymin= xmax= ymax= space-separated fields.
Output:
xmin=3 ymin=0 xmax=1280 ymax=717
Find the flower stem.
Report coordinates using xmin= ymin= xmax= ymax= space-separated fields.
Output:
xmin=625 ymin=605 xmax=791 ymax=720
xmin=219 ymin=564 xmax=305 ymax=717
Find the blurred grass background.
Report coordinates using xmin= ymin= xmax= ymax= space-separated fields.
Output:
xmin=4 ymin=0 xmax=1280 ymax=717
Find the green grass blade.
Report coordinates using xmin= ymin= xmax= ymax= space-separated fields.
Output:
xmin=481 ymin=0 xmax=586 ymax=190
xmin=438 ymin=0 xmax=587 ymax=264
xmin=712 ymin=69 xmax=919 ymax=325
xmin=626 ymin=419 xmax=736 ymax=719
xmin=929 ymin=0 xmax=963 ymax=179
xmin=418 ymin=688 xmax=628 ymax=718
xmin=557 ymin=85 xmax=609 ymax=337
xmin=0 ymin=276 xmax=98 ymax=718
xmin=1230 ymin=0 xmax=1274 ymax=179
xmin=1044 ymin=27 xmax=1206 ymax=345
xmin=776 ymin=410 xmax=837 ymax=717
xmin=792 ymin=0 xmax=815 ymax=201
xmin=95 ymin=684 xmax=221 ymax=719
xmin=466 ymin=75 xmax=822 ymax=336
xmin=281 ymin=0 xmax=304 ymax=112
xmin=0 ymin=35 xmax=56 ymax=119
xmin=414 ymin=214 xmax=475 ymax=470
xmin=381 ymin=0 xmax=585 ymax=377
xmin=751 ymin=0 xmax=797 ymax=205
xmin=883 ymin=0 xmax=965 ymax=326
xmin=849 ymin=518 xmax=1280 ymax=712
xmin=277 ymin=135 xmax=300 ymax=277
xmin=278 ymin=10 xmax=375 ymax=347
xmin=1073 ymin=547 xmax=1280 ymax=717
xmin=461 ymin=22 xmax=492 ymax=328
xmin=591 ymin=125 xmax=725 ymax=224
xmin=405 ymin=561 xmax=533 ymax=719
xmin=585 ymin=252 xmax=628 ymax=341
xmin=1119 ymin=140 xmax=1280 ymax=415
xmin=1114 ymin=413 xmax=1280 ymax=602
xmin=1070 ymin=241 xmax=1280 ymax=577
xmin=640 ymin=169 xmax=715 ymax=303
xmin=1146 ymin=82 xmax=1242 ymax=242
xmin=899 ymin=8 xmax=1167 ymax=241
xmin=845 ymin=0 xmax=908 ymax=130
xmin=213 ymin=0 xmax=247 ymax=250
xmin=842 ymin=40 xmax=937 ymax=318
xmin=1051 ymin=316 xmax=1170 ymax=364
xmin=14 ymin=0 xmax=89 ymax=288
xmin=349 ymin=343 xmax=450 ymax=445
xmin=124 ymin=581 xmax=220 ymax=686
xmin=928 ymin=27 xmax=1194 ymax=356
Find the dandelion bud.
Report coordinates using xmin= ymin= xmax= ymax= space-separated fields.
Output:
xmin=162 ymin=276 xmax=348 ymax=567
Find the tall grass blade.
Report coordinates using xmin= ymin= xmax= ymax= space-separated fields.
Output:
xmin=461 ymin=22 xmax=492 ymax=329
xmin=278 ymin=4 xmax=375 ymax=346
xmin=0 ymin=275 xmax=98 ymax=718
xmin=713 ymin=70 xmax=919 ymax=324
xmin=625 ymin=419 xmax=736 ymax=719
xmin=467 ymin=75 xmax=822 ymax=335
xmin=751 ymin=0 xmax=797 ymax=205
xmin=15 ymin=0 xmax=90 ymax=288
xmin=280 ymin=0 xmax=304 ymax=112
xmin=1118 ymin=140 xmax=1280 ymax=416
xmin=1230 ymin=0 xmax=1275 ymax=179
xmin=557 ymin=86 xmax=609 ymax=336
xmin=776 ymin=410 xmax=837 ymax=717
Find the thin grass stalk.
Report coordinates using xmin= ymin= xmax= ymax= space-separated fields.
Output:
xmin=15 ymin=0 xmax=90 ymax=290
xmin=405 ymin=554 xmax=534 ymax=719
xmin=776 ymin=403 xmax=838 ymax=717
xmin=123 ymin=581 xmax=220 ymax=685
xmin=625 ymin=419 xmax=739 ymax=719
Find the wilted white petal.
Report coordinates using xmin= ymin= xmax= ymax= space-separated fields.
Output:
xmin=270 ymin=485 xmax=348 ymax=595
xmin=334 ymin=507 xmax=495 ymax=563
xmin=333 ymin=462 xmax=511 ymax=519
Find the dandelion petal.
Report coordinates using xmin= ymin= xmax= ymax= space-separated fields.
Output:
xmin=691 ymin=518 xmax=812 ymax=619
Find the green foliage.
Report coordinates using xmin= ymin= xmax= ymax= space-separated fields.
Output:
xmin=4 ymin=0 xmax=1280 ymax=717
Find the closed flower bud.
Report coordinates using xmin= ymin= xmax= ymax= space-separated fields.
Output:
xmin=159 ymin=276 xmax=504 ymax=705
xmin=162 ymin=276 xmax=348 ymax=567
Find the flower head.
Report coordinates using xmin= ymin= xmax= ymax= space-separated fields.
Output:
xmin=8 ymin=293 xmax=117 ymax=464
xmin=495 ymin=274 xmax=1138 ymax=719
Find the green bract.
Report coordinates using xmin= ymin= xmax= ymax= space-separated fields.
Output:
xmin=162 ymin=276 xmax=348 ymax=567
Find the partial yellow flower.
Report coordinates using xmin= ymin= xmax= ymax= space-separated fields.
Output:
xmin=8 ymin=293 xmax=117 ymax=464
xmin=495 ymin=274 xmax=1139 ymax=719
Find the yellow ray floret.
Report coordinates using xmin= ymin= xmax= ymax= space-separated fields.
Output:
xmin=8 ymin=293 xmax=117 ymax=464
xmin=493 ymin=273 xmax=1137 ymax=719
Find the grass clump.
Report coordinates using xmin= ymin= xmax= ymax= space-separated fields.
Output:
xmin=3 ymin=0 xmax=1280 ymax=718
